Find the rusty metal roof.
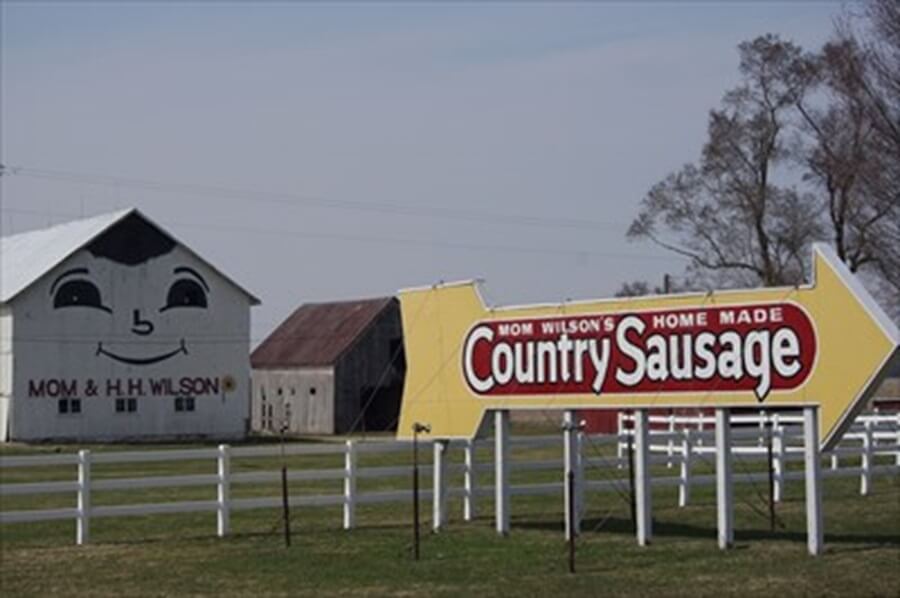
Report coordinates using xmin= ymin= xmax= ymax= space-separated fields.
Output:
xmin=251 ymin=296 xmax=395 ymax=368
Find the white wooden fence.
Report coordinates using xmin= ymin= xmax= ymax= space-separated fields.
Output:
xmin=1 ymin=410 xmax=898 ymax=546
xmin=615 ymin=410 xmax=900 ymax=506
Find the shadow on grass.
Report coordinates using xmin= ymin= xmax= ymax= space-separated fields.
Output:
xmin=515 ymin=515 xmax=900 ymax=548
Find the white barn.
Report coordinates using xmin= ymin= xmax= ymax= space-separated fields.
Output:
xmin=0 ymin=209 xmax=259 ymax=442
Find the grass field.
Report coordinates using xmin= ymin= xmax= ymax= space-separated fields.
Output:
xmin=1 ymin=434 xmax=898 ymax=597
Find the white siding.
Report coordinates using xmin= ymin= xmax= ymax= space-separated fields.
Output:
xmin=8 ymin=244 xmax=252 ymax=441
xmin=0 ymin=305 xmax=12 ymax=441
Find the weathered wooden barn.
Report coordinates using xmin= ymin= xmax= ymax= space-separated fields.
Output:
xmin=250 ymin=297 xmax=404 ymax=435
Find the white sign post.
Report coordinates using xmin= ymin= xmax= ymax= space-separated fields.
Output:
xmin=804 ymin=407 xmax=824 ymax=556
xmin=433 ymin=440 xmax=449 ymax=531
xmin=76 ymin=449 xmax=91 ymax=546
xmin=463 ymin=439 xmax=477 ymax=522
xmin=715 ymin=408 xmax=734 ymax=549
xmin=634 ymin=409 xmax=652 ymax=546
xmin=216 ymin=444 xmax=230 ymax=537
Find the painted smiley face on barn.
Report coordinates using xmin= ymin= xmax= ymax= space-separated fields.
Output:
xmin=46 ymin=214 xmax=212 ymax=367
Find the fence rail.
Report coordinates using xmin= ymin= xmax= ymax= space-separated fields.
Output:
xmin=1 ymin=409 xmax=898 ymax=545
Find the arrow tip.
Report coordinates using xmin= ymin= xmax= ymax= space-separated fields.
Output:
xmin=813 ymin=243 xmax=898 ymax=344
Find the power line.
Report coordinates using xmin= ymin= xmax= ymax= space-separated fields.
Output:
xmin=4 ymin=165 xmax=631 ymax=232
xmin=0 ymin=206 xmax=685 ymax=263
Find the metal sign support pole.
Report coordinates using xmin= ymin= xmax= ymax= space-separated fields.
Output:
xmin=562 ymin=410 xmax=583 ymax=540
xmin=567 ymin=469 xmax=576 ymax=574
xmin=626 ymin=413 xmax=636 ymax=534
xmin=413 ymin=427 xmax=420 ymax=561
xmin=767 ymin=419 xmax=776 ymax=533
xmin=279 ymin=425 xmax=291 ymax=548
xmin=562 ymin=411 xmax=585 ymax=573
xmin=281 ymin=465 xmax=291 ymax=548
xmin=495 ymin=410 xmax=510 ymax=535
xmin=411 ymin=422 xmax=430 ymax=560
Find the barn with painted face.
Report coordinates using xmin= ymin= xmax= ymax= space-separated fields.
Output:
xmin=0 ymin=209 xmax=259 ymax=441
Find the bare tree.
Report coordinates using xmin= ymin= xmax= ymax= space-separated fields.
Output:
xmin=853 ymin=0 xmax=900 ymax=157
xmin=629 ymin=9 xmax=898 ymax=312
xmin=614 ymin=280 xmax=656 ymax=298
xmin=795 ymin=1 xmax=900 ymax=308
xmin=628 ymin=35 xmax=821 ymax=288
xmin=613 ymin=273 xmax=686 ymax=297
xmin=795 ymin=39 xmax=885 ymax=272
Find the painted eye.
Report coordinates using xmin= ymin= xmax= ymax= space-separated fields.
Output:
xmin=163 ymin=279 xmax=208 ymax=311
xmin=53 ymin=280 xmax=110 ymax=312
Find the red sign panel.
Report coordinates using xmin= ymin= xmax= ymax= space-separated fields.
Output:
xmin=462 ymin=303 xmax=816 ymax=402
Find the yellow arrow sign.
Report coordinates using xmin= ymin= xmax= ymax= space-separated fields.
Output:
xmin=396 ymin=245 xmax=898 ymax=450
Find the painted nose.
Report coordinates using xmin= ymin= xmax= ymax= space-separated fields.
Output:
xmin=131 ymin=309 xmax=155 ymax=336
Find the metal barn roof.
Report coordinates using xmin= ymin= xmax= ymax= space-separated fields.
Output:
xmin=0 ymin=208 xmax=260 ymax=305
xmin=251 ymin=297 xmax=396 ymax=368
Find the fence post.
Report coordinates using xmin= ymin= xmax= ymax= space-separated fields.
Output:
xmin=829 ymin=412 xmax=838 ymax=470
xmin=76 ymin=449 xmax=91 ymax=546
xmin=616 ymin=411 xmax=625 ymax=469
xmin=894 ymin=411 xmax=900 ymax=466
xmin=495 ymin=410 xmax=510 ymax=535
xmin=803 ymin=406 xmax=824 ymax=556
xmin=758 ymin=409 xmax=766 ymax=447
xmin=666 ymin=413 xmax=676 ymax=469
xmin=634 ymin=409 xmax=652 ymax=546
xmin=343 ymin=440 xmax=357 ymax=530
xmin=697 ymin=412 xmax=705 ymax=447
xmin=715 ymin=408 xmax=733 ymax=550
xmin=861 ymin=419 xmax=873 ymax=496
xmin=217 ymin=444 xmax=231 ymax=537
xmin=463 ymin=439 xmax=476 ymax=522
xmin=678 ymin=428 xmax=692 ymax=507
xmin=433 ymin=439 xmax=448 ymax=531
xmin=773 ymin=414 xmax=784 ymax=503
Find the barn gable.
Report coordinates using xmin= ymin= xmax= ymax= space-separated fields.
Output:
xmin=1 ymin=208 xmax=259 ymax=306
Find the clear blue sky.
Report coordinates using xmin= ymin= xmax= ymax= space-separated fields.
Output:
xmin=1 ymin=1 xmax=842 ymax=343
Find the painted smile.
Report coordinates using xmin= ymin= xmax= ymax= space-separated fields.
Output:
xmin=96 ymin=339 xmax=189 ymax=366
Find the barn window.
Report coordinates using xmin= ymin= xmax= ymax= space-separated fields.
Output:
xmin=62 ymin=399 xmax=83 ymax=414
xmin=309 ymin=387 xmax=317 ymax=396
xmin=116 ymin=398 xmax=138 ymax=413
xmin=175 ymin=397 xmax=196 ymax=412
